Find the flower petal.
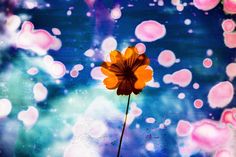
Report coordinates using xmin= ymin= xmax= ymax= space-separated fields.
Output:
xmin=103 ymin=76 xmax=119 ymax=89
xmin=101 ymin=67 xmax=113 ymax=77
xmin=110 ymin=50 xmax=123 ymax=64
xmin=132 ymin=54 xmax=150 ymax=71
xmin=134 ymin=65 xmax=153 ymax=89
xmin=101 ymin=63 xmax=121 ymax=74
xmin=123 ymin=47 xmax=139 ymax=67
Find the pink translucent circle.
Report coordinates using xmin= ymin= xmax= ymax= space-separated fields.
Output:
xmin=101 ymin=36 xmax=117 ymax=52
xmin=208 ymin=81 xmax=234 ymax=108
xmin=223 ymin=32 xmax=236 ymax=48
xmin=206 ymin=49 xmax=213 ymax=56
xmin=90 ymin=67 xmax=106 ymax=80
xmin=193 ymin=83 xmax=200 ymax=89
xmin=27 ymin=67 xmax=39 ymax=75
xmin=110 ymin=7 xmax=122 ymax=20
xmin=135 ymin=43 xmax=146 ymax=54
xmin=184 ymin=19 xmax=191 ymax=25
xmin=84 ymin=49 xmax=95 ymax=57
xmin=178 ymin=93 xmax=185 ymax=99
xmin=226 ymin=63 xmax=236 ymax=78
xmin=194 ymin=99 xmax=203 ymax=109
xmin=176 ymin=4 xmax=184 ymax=11
xmin=164 ymin=119 xmax=171 ymax=126
xmin=176 ymin=120 xmax=192 ymax=137
xmin=18 ymin=106 xmax=39 ymax=127
xmin=33 ymin=82 xmax=48 ymax=102
xmin=52 ymin=28 xmax=61 ymax=35
xmin=158 ymin=50 xmax=176 ymax=67
xmin=132 ymin=108 xmax=142 ymax=117
xmin=172 ymin=0 xmax=181 ymax=5
xmin=203 ymin=58 xmax=213 ymax=68
xmin=145 ymin=117 xmax=156 ymax=124
xmin=0 ymin=99 xmax=12 ymax=118
xmin=193 ymin=0 xmax=220 ymax=11
xmin=50 ymin=61 xmax=66 ymax=79
xmin=70 ymin=70 xmax=79 ymax=78
xmin=222 ymin=19 xmax=235 ymax=33
xmin=163 ymin=74 xmax=172 ymax=84
xmin=73 ymin=64 xmax=84 ymax=71
xmin=171 ymin=69 xmax=192 ymax=87
xmin=158 ymin=0 xmax=164 ymax=6
xmin=224 ymin=0 xmax=236 ymax=15
xmin=43 ymin=55 xmax=54 ymax=65
xmin=159 ymin=123 xmax=165 ymax=129
xmin=145 ymin=142 xmax=155 ymax=152
xmin=135 ymin=20 xmax=166 ymax=42
xmin=86 ymin=12 xmax=92 ymax=17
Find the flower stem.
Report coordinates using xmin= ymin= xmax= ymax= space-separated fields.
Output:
xmin=117 ymin=94 xmax=131 ymax=157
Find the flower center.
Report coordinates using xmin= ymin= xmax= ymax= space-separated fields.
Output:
xmin=123 ymin=67 xmax=135 ymax=79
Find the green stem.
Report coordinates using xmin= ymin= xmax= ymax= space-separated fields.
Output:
xmin=116 ymin=94 xmax=131 ymax=157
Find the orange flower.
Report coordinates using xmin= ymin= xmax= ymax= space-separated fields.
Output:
xmin=101 ymin=47 xmax=153 ymax=95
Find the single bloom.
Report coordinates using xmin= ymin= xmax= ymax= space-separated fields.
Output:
xmin=101 ymin=47 xmax=153 ymax=95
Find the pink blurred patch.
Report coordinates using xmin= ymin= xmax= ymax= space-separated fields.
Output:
xmin=214 ymin=149 xmax=232 ymax=157
xmin=16 ymin=21 xmax=62 ymax=55
xmin=158 ymin=50 xmax=176 ymax=67
xmin=176 ymin=4 xmax=184 ymax=11
xmin=191 ymin=120 xmax=231 ymax=152
xmin=223 ymin=32 xmax=236 ymax=48
xmin=177 ymin=109 xmax=236 ymax=157
xmin=18 ymin=106 xmax=39 ymax=128
xmin=193 ymin=83 xmax=200 ymax=89
xmin=178 ymin=93 xmax=185 ymax=99
xmin=145 ymin=117 xmax=156 ymax=124
xmin=193 ymin=0 xmax=220 ymax=11
xmin=52 ymin=28 xmax=61 ymax=35
xmin=0 ymin=99 xmax=12 ymax=118
xmin=135 ymin=43 xmax=146 ymax=54
xmin=33 ymin=82 xmax=48 ymax=102
xmin=224 ymin=0 xmax=236 ymax=14
xmin=163 ymin=74 xmax=172 ymax=84
xmin=135 ymin=20 xmax=166 ymax=42
xmin=146 ymin=79 xmax=160 ymax=88
xmin=194 ymin=99 xmax=204 ymax=109
xmin=171 ymin=69 xmax=192 ymax=87
xmin=90 ymin=67 xmax=106 ymax=80
xmin=49 ymin=61 xmax=66 ymax=79
xmin=110 ymin=6 xmax=122 ymax=20
xmin=73 ymin=64 xmax=84 ymax=71
xmin=176 ymin=120 xmax=193 ymax=137
xmin=27 ymin=67 xmax=39 ymax=75
xmin=70 ymin=70 xmax=79 ymax=78
xmin=85 ymin=0 xmax=95 ymax=8
xmin=220 ymin=108 xmax=236 ymax=128
xmin=84 ymin=49 xmax=95 ymax=57
xmin=130 ymin=103 xmax=142 ymax=117
xmin=207 ymin=81 xmax=234 ymax=108
xmin=222 ymin=19 xmax=235 ymax=33
xmin=203 ymin=58 xmax=213 ymax=68
xmin=226 ymin=63 xmax=236 ymax=80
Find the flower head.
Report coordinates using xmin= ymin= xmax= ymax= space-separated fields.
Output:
xmin=101 ymin=47 xmax=153 ymax=95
